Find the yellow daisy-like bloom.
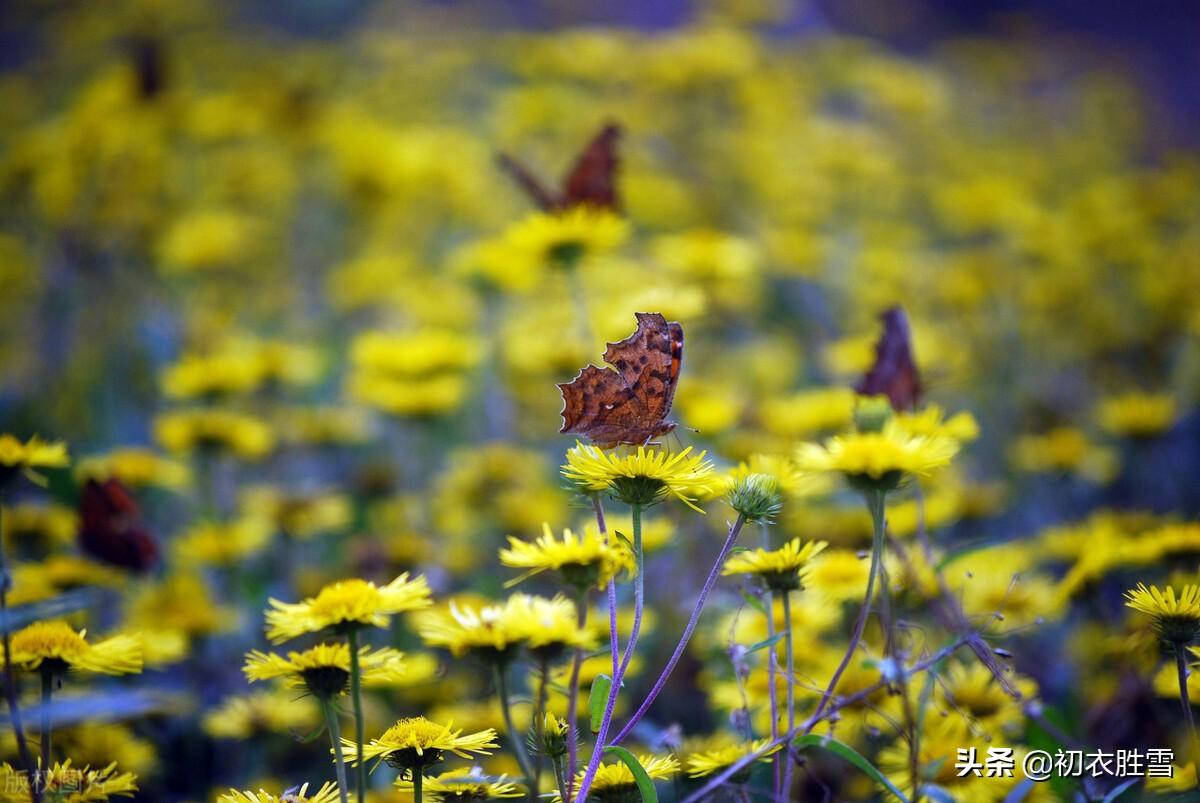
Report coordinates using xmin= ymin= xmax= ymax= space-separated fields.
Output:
xmin=805 ymin=549 xmax=874 ymax=603
xmin=567 ymin=753 xmax=678 ymax=798
xmin=75 ymin=447 xmax=191 ymax=491
xmin=0 ymin=434 xmax=69 ymax=484
xmin=721 ymin=537 xmax=828 ymax=592
xmin=418 ymin=594 xmax=594 ymax=661
xmin=0 ymin=759 xmax=136 ymax=801
xmin=1145 ymin=761 xmax=1198 ymax=793
xmin=795 ymin=421 xmax=958 ymax=489
xmin=499 ymin=523 xmax=635 ymax=590
xmin=501 ymin=206 xmax=628 ymax=270
xmin=153 ymin=409 xmax=275 ymax=460
xmin=217 ymin=782 xmax=341 ymax=803
xmin=1125 ymin=583 xmax=1200 ymax=643
xmin=6 ymin=620 xmax=142 ymax=675
xmin=893 ymin=404 xmax=980 ymax=444
xmin=265 ymin=574 xmax=431 ymax=643
xmin=394 ymin=767 xmax=523 ymax=800
xmin=340 ymin=716 xmax=498 ymax=771
xmin=561 ymin=443 xmax=719 ymax=512
xmin=685 ymin=737 xmax=778 ymax=778
xmin=203 ymin=689 xmax=319 ymax=739
xmin=1096 ymin=391 xmax=1177 ymax=438
xmin=244 ymin=643 xmax=407 ymax=697
xmin=0 ymin=502 xmax=78 ymax=553
xmin=174 ymin=515 xmax=274 ymax=566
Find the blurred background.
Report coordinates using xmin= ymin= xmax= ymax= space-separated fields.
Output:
xmin=0 ymin=0 xmax=1198 ymax=800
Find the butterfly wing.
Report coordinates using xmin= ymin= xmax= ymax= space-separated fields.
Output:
xmin=602 ymin=311 xmax=683 ymax=426
xmin=78 ymin=478 xmax=158 ymax=573
xmin=856 ymin=306 xmax=922 ymax=411
xmin=562 ymin=123 xmax=620 ymax=210
xmin=558 ymin=364 xmax=651 ymax=445
xmin=496 ymin=153 xmax=559 ymax=211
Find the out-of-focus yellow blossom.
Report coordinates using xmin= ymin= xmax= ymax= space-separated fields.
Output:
xmin=272 ymin=405 xmax=372 ymax=447
xmin=581 ymin=514 xmax=675 ymax=553
xmin=893 ymin=405 xmax=980 ymax=443
xmin=351 ymin=330 xmax=483 ymax=377
xmin=174 ymin=515 xmax=273 ymax=566
xmin=1095 ymin=391 xmax=1177 ymax=438
xmin=240 ymin=486 xmax=351 ymax=540
xmin=217 ymin=783 xmax=341 ymax=803
xmin=1145 ymin=762 xmax=1199 ymax=793
xmin=561 ymin=443 xmax=718 ymax=512
xmin=394 ymin=768 xmax=523 ymax=800
xmin=203 ymin=689 xmax=320 ymax=740
xmin=0 ymin=502 xmax=77 ymax=553
xmin=760 ymin=387 xmax=856 ymax=439
xmin=434 ymin=444 xmax=567 ymax=539
xmin=1008 ymin=427 xmax=1118 ymax=482
xmin=652 ymin=229 xmax=761 ymax=309
xmin=0 ymin=759 xmax=137 ymax=801
xmin=417 ymin=594 xmax=594 ymax=661
xmin=7 ymin=620 xmax=142 ymax=675
xmin=805 ymin=549 xmax=873 ymax=603
xmin=931 ymin=661 xmax=1036 ymax=741
xmin=498 ymin=207 xmax=628 ymax=272
xmin=265 ymin=574 xmax=431 ymax=643
xmin=945 ymin=549 xmax=1066 ymax=632
xmin=75 ymin=448 xmax=191 ymax=490
xmin=56 ymin=723 xmax=157 ymax=778
xmin=160 ymin=350 xmax=261 ymax=399
xmin=6 ymin=555 xmax=124 ymax=605
xmin=0 ymin=434 xmax=69 ymax=482
xmin=499 ymin=523 xmax=635 ymax=590
xmin=244 ymin=643 xmax=408 ymax=693
xmin=153 ymin=409 xmax=275 ymax=460
xmin=156 ymin=208 xmax=260 ymax=273
xmin=684 ymin=736 xmax=777 ymax=778
xmin=125 ymin=572 xmax=234 ymax=644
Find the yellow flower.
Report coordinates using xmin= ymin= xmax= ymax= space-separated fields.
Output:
xmin=0 ymin=502 xmax=77 ymax=553
xmin=217 ymin=782 xmax=341 ymax=803
xmin=1096 ymin=391 xmax=1177 ymax=438
xmin=240 ymin=486 xmax=352 ymax=540
xmin=265 ymin=574 xmax=432 ymax=643
xmin=6 ymin=620 xmax=141 ymax=675
xmin=417 ymin=594 xmax=594 ymax=661
xmin=125 ymin=572 xmax=234 ymax=641
xmin=244 ymin=643 xmax=407 ymax=696
xmin=1145 ymin=761 xmax=1197 ymax=793
xmin=568 ymin=753 xmax=678 ymax=796
xmin=1125 ymin=583 xmax=1200 ymax=643
xmin=156 ymin=208 xmax=258 ymax=273
xmin=722 ymin=537 xmax=828 ymax=592
xmin=499 ymin=523 xmax=635 ymax=590
xmin=394 ymin=768 xmax=523 ymax=800
xmin=805 ymin=549 xmax=873 ymax=603
xmin=0 ymin=434 xmax=69 ymax=484
xmin=796 ymin=421 xmax=958 ymax=489
xmin=1008 ymin=427 xmax=1117 ymax=483
xmin=174 ymin=515 xmax=273 ymax=566
xmin=760 ymin=387 xmax=856 ymax=439
xmin=203 ymin=689 xmax=318 ymax=739
xmin=561 ymin=443 xmax=718 ymax=512
xmin=0 ymin=759 xmax=137 ymax=801
xmin=160 ymin=350 xmax=262 ymax=399
xmin=75 ymin=448 xmax=191 ymax=491
xmin=340 ymin=716 xmax=498 ymax=771
xmin=500 ymin=206 xmax=628 ymax=270
xmin=685 ymin=737 xmax=778 ymax=778
xmin=153 ymin=409 xmax=275 ymax=460
xmin=57 ymin=722 xmax=157 ymax=778
xmin=892 ymin=404 xmax=980 ymax=443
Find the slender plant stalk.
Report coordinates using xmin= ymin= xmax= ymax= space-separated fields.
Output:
xmin=39 ymin=670 xmax=51 ymax=776
xmin=495 ymin=661 xmax=538 ymax=800
xmin=531 ymin=656 xmax=551 ymax=796
xmin=0 ymin=500 xmax=39 ymax=803
xmin=779 ymin=589 xmax=796 ymax=800
xmin=413 ymin=770 xmax=423 ymax=803
xmin=1176 ymin=644 xmax=1197 ymax=744
xmin=564 ymin=589 xmax=589 ymax=802
xmin=346 ymin=629 xmax=366 ymax=803
xmin=321 ymin=698 xmax=350 ymax=803
xmin=574 ymin=502 xmax=646 ymax=803
xmin=611 ymin=513 xmax=746 ymax=745
xmin=763 ymin=523 xmax=782 ymax=801
xmin=802 ymin=489 xmax=888 ymax=736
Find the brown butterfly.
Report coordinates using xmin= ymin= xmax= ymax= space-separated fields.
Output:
xmin=558 ymin=312 xmax=684 ymax=447
xmin=856 ymin=305 xmax=922 ymax=411
xmin=78 ymin=478 xmax=158 ymax=573
xmin=497 ymin=123 xmax=621 ymax=212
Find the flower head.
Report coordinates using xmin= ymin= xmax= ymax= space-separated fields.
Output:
xmin=726 ymin=472 xmax=784 ymax=523
xmin=685 ymin=737 xmax=779 ymax=778
xmin=340 ymin=716 xmax=497 ymax=775
xmin=217 ymin=782 xmax=341 ymax=803
xmin=567 ymin=753 xmax=678 ymax=801
xmin=0 ymin=434 xmax=69 ymax=486
xmin=244 ymin=643 xmax=408 ymax=698
xmin=0 ymin=759 xmax=137 ymax=801
xmin=722 ymin=537 xmax=828 ymax=592
xmin=265 ymin=574 xmax=431 ymax=643
xmin=153 ymin=409 xmax=275 ymax=460
xmin=501 ymin=206 xmax=628 ymax=271
xmin=7 ymin=620 xmax=142 ymax=675
xmin=796 ymin=421 xmax=958 ymax=492
xmin=499 ymin=523 xmax=635 ymax=591
xmin=394 ymin=767 xmax=523 ymax=800
xmin=417 ymin=594 xmax=594 ymax=663
xmin=1125 ymin=583 xmax=1200 ymax=644
xmin=561 ymin=443 xmax=718 ymax=512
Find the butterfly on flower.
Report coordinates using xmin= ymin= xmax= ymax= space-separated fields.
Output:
xmin=77 ymin=478 xmax=158 ymax=572
xmin=558 ymin=312 xmax=684 ymax=448
xmin=497 ymin=123 xmax=622 ymax=212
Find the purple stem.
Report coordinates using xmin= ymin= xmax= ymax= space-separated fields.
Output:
xmin=610 ymin=513 xmax=746 ymax=746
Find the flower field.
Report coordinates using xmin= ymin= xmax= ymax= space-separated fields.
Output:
xmin=0 ymin=2 xmax=1198 ymax=801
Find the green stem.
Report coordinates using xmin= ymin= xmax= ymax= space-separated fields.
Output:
xmin=39 ymin=670 xmax=51 ymax=775
xmin=1176 ymin=644 xmax=1197 ymax=745
xmin=780 ymin=589 xmax=796 ymax=799
xmin=495 ymin=661 xmax=538 ymax=801
xmin=532 ymin=656 xmax=550 ymax=797
xmin=321 ymin=698 xmax=350 ymax=803
xmin=347 ymin=629 xmax=366 ymax=803
xmin=0 ymin=499 xmax=39 ymax=803
xmin=762 ymin=523 xmax=781 ymax=800
xmin=413 ymin=770 xmax=423 ymax=803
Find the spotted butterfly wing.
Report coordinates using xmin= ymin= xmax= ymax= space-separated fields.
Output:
xmin=856 ymin=306 xmax=922 ymax=411
xmin=78 ymin=478 xmax=158 ymax=573
xmin=558 ymin=312 xmax=682 ymax=447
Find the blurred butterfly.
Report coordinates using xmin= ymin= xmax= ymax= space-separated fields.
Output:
xmin=78 ymin=478 xmax=158 ymax=573
xmin=497 ymin=123 xmax=621 ymax=212
xmin=856 ymin=306 xmax=922 ymax=411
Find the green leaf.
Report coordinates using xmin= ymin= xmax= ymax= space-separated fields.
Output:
xmin=739 ymin=590 xmax=767 ymax=616
xmin=1100 ymin=778 xmax=1140 ymax=803
xmin=793 ymin=734 xmax=909 ymax=803
xmin=745 ymin=632 xmax=786 ymax=654
xmin=613 ymin=530 xmax=634 ymax=552
xmin=602 ymin=745 xmax=659 ymax=803
xmin=589 ymin=674 xmax=612 ymax=733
